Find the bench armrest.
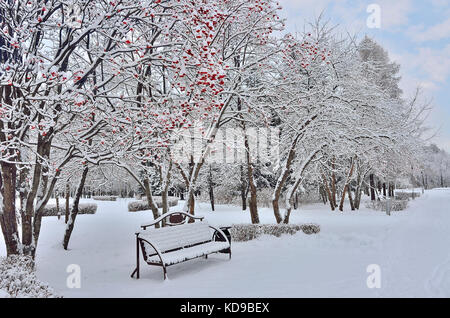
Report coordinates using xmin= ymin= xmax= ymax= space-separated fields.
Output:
xmin=209 ymin=225 xmax=230 ymax=246
xmin=138 ymin=236 xmax=165 ymax=263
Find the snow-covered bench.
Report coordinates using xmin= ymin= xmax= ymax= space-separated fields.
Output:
xmin=130 ymin=211 xmax=231 ymax=280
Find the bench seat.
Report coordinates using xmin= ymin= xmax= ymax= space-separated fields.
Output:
xmin=146 ymin=241 xmax=230 ymax=266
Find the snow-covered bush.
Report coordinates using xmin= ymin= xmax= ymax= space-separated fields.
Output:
xmin=128 ymin=201 xmax=151 ymax=212
xmin=365 ymin=199 xmax=408 ymax=212
xmin=229 ymin=223 xmax=320 ymax=242
xmin=0 ymin=256 xmax=59 ymax=298
xmin=42 ymin=203 xmax=97 ymax=217
xmin=78 ymin=204 xmax=97 ymax=215
xmin=128 ymin=197 xmax=179 ymax=212
xmin=300 ymin=223 xmax=322 ymax=235
xmin=395 ymin=192 xmax=421 ymax=200
xmin=93 ymin=196 xmax=117 ymax=201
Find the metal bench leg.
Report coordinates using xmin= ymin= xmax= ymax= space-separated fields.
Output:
xmin=132 ymin=235 xmax=140 ymax=279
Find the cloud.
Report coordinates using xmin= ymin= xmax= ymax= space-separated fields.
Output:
xmin=378 ymin=0 xmax=414 ymax=29
xmin=279 ymin=0 xmax=333 ymax=10
xmin=430 ymin=0 xmax=449 ymax=7
xmin=278 ymin=0 xmax=372 ymax=35
xmin=432 ymin=136 xmax=450 ymax=154
xmin=413 ymin=45 xmax=450 ymax=83
xmin=278 ymin=0 xmax=336 ymax=33
xmin=407 ymin=18 xmax=450 ymax=42
xmin=279 ymin=0 xmax=414 ymax=33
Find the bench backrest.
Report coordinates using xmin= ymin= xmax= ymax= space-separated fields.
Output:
xmin=140 ymin=221 xmax=212 ymax=254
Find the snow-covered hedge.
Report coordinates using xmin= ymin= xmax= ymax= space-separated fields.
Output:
xmin=366 ymin=199 xmax=408 ymax=212
xmin=229 ymin=223 xmax=320 ymax=242
xmin=395 ymin=192 xmax=421 ymax=200
xmin=128 ymin=196 xmax=179 ymax=212
xmin=93 ymin=196 xmax=117 ymax=201
xmin=0 ymin=256 xmax=59 ymax=298
xmin=300 ymin=223 xmax=322 ymax=235
xmin=42 ymin=203 xmax=97 ymax=217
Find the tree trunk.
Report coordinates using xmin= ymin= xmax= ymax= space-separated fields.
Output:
xmin=63 ymin=167 xmax=89 ymax=250
xmin=272 ymin=137 xmax=299 ymax=223
xmin=354 ymin=163 xmax=362 ymax=210
xmin=348 ymin=187 xmax=355 ymax=211
xmin=65 ymin=182 xmax=70 ymax=224
xmin=161 ymin=161 xmax=172 ymax=224
xmin=183 ymin=160 xmax=204 ymax=216
xmin=355 ymin=187 xmax=362 ymax=209
xmin=0 ymin=83 xmax=21 ymax=256
xmin=284 ymin=181 xmax=303 ymax=224
xmin=339 ymin=159 xmax=355 ymax=212
xmin=56 ymin=192 xmax=60 ymax=220
xmin=382 ymin=183 xmax=386 ymax=197
xmin=283 ymin=148 xmax=323 ymax=223
xmin=319 ymin=185 xmax=328 ymax=204
xmin=143 ymin=177 xmax=160 ymax=228
xmin=247 ymin=169 xmax=259 ymax=223
xmin=390 ymin=182 xmax=396 ymax=197
xmin=18 ymin=165 xmax=29 ymax=245
xmin=240 ymin=164 xmax=247 ymax=211
xmin=331 ymin=163 xmax=337 ymax=208
xmin=245 ymin=134 xmax=259 ymax=224
xmin=188 ymin=192 xmax=195 ymax=214
xmin=322 ymin=173 xmax=335 ymax=211
xmin=0 ymin=163 xmax=20 ymax=256
xmin=272 ymin=116 xmax=318 ymax=222
xmin=161 ymin=189 xmax=168 ymax=226
xmin=25 ymin=141 xmax=70 ymax=258
xmin=369 ymin=174 xmax=376 ymax=201
xmin=208 ymin=165 xmax=215 ymax=212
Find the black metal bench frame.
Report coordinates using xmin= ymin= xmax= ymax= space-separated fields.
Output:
xmin=130 ymin=211 xmax=231 ymax=280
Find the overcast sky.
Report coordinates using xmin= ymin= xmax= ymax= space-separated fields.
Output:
xmin=278 ymin=0 xmax=450 ymax=152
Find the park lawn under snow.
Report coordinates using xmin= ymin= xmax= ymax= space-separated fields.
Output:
xmin=1 ymin=189 xmax=450 ymax=297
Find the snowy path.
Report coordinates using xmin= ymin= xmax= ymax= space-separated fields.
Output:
xmin=1 ymin=189 xmax=450 ymax=297
xmin=381 ymin=189 xmax=450 ymax=297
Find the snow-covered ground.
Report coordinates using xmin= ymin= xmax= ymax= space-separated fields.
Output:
xmin=1 ymin=189 xmax=449 ymax=297
xmin=0 ymin=289 xmax=8 ymax=298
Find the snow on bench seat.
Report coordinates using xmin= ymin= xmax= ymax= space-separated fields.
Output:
xmin=139 ymin=221 xmax=214 ymax=253
xmin=146 ymin=241 xmax=230 ymax=266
